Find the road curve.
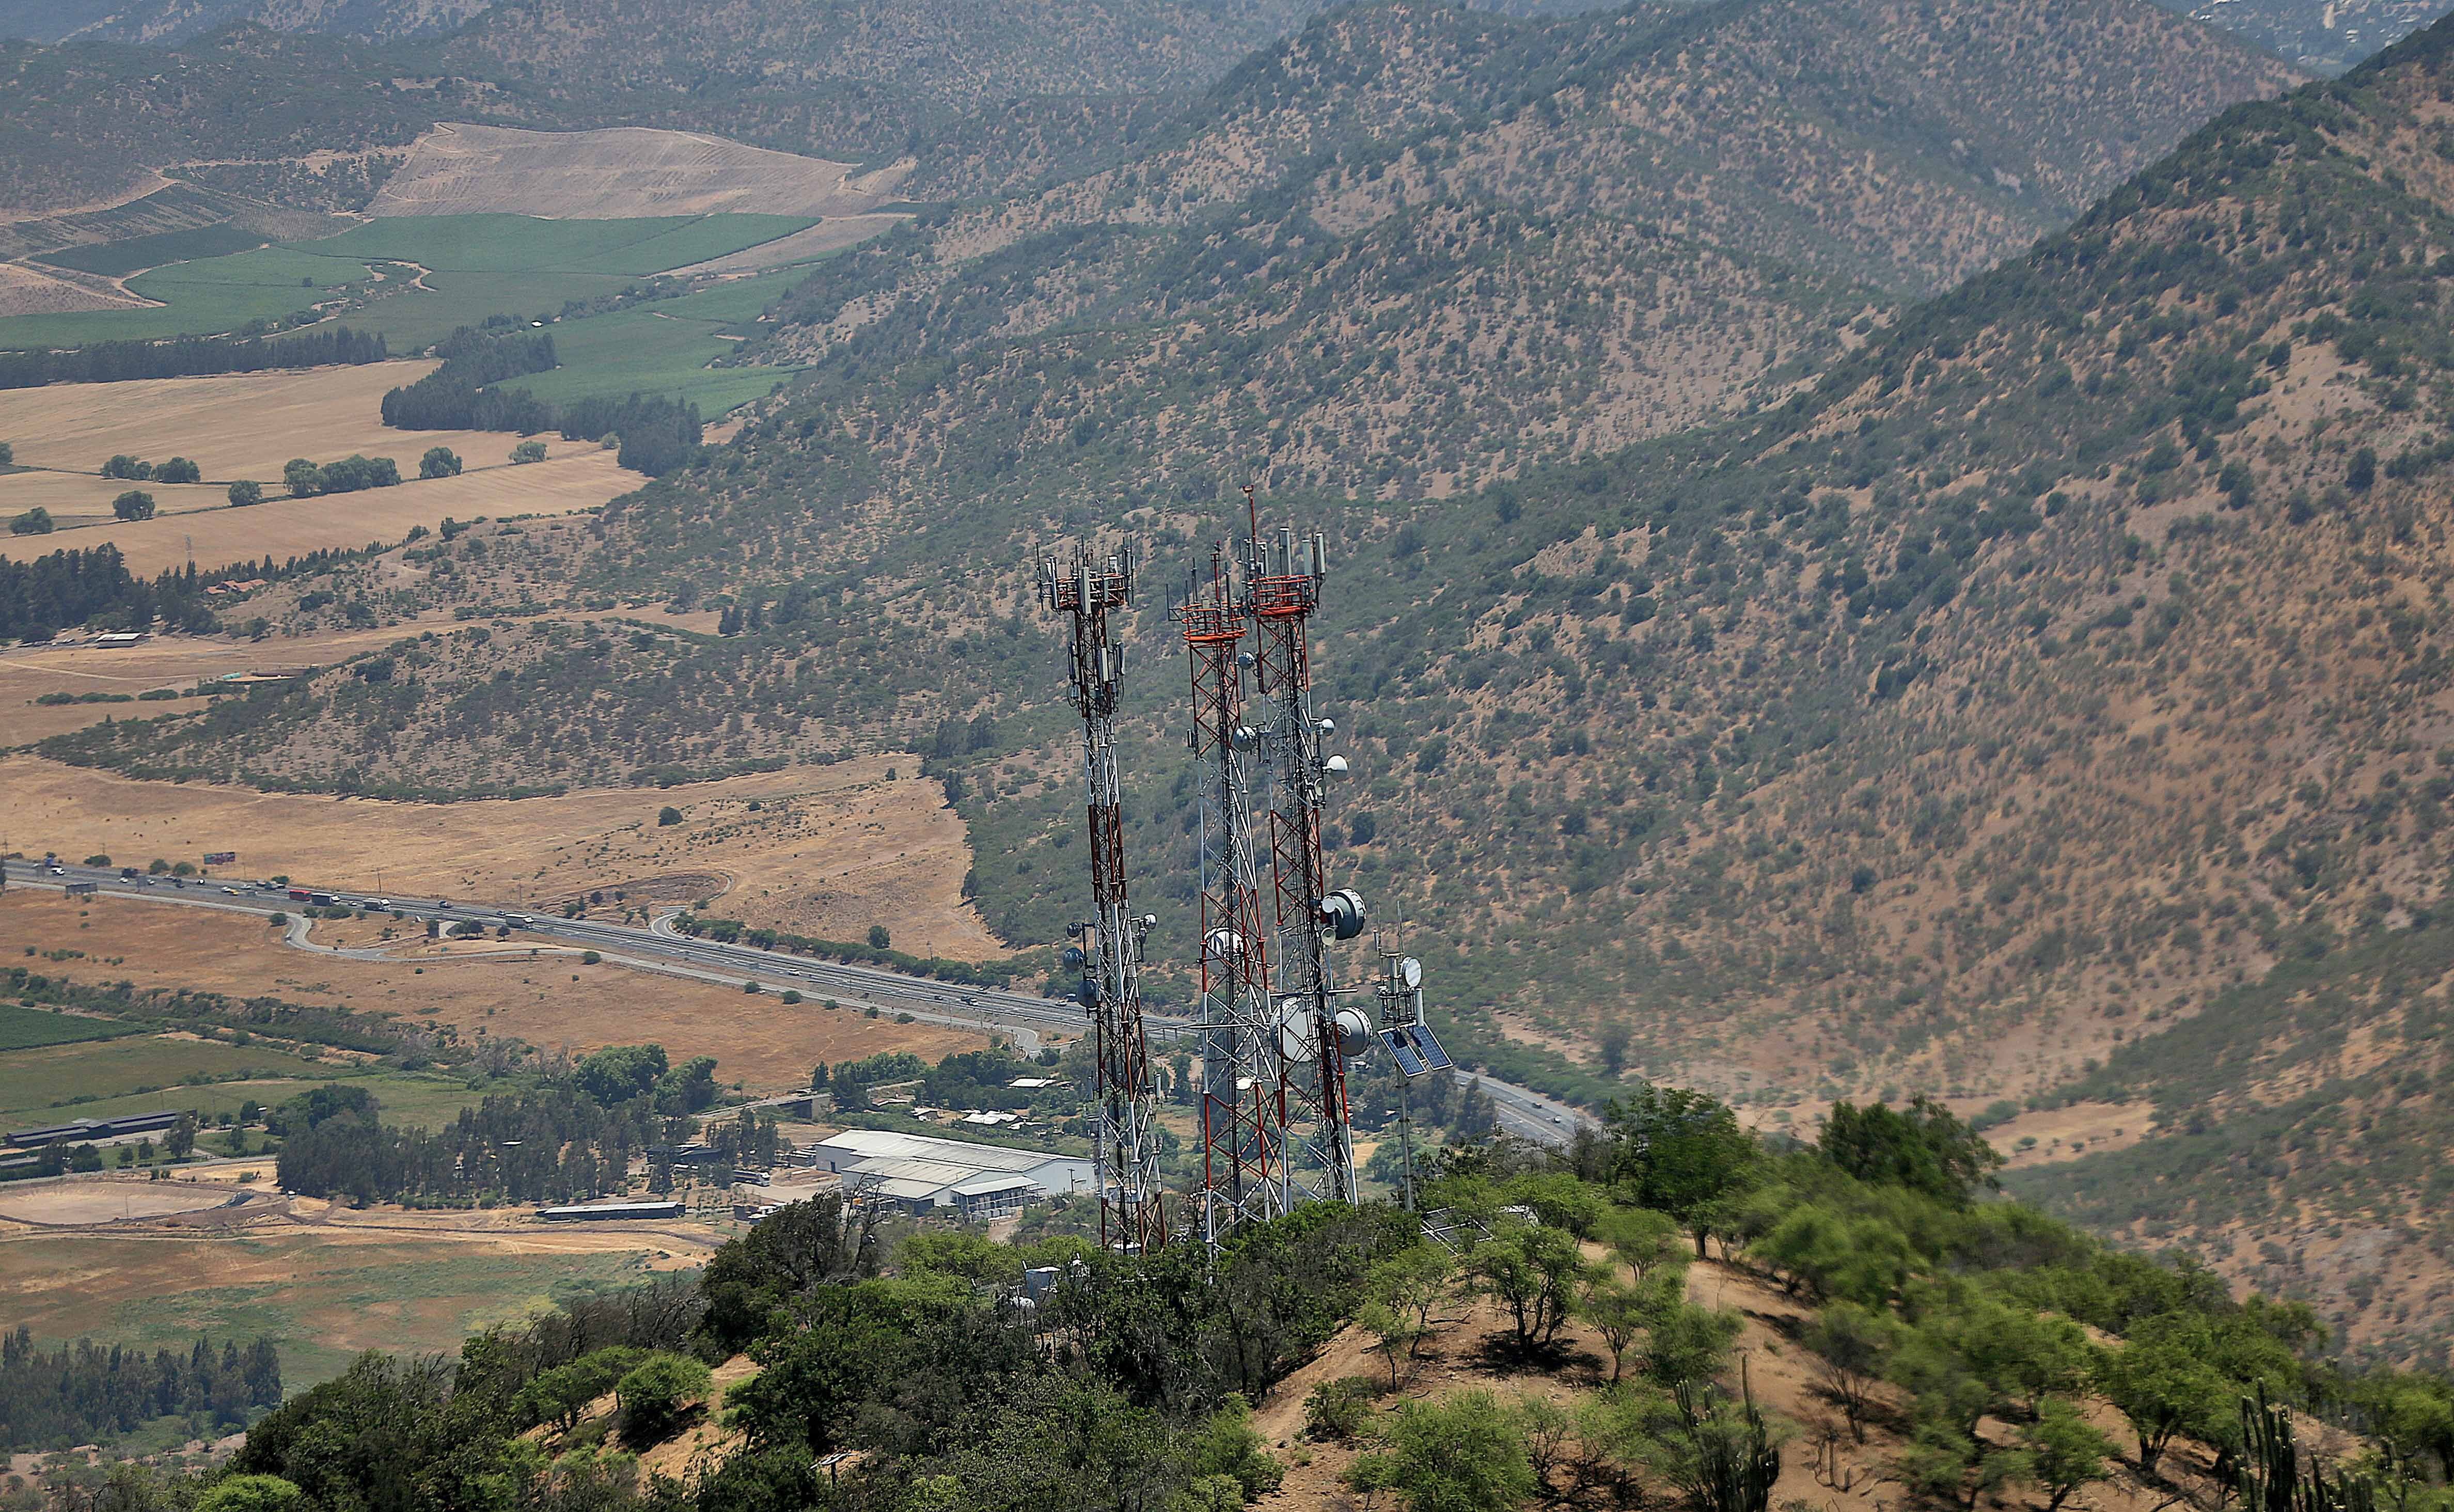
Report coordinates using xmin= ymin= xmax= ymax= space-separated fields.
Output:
xmin=1 ymin=859 xmax=1592 ymax=1145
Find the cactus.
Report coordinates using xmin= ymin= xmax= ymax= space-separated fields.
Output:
xmin=1675 ymin=1359 xmax=1782 ymax=1512
xmin=2239 ymin=1387 xmax=2376 ymax=1512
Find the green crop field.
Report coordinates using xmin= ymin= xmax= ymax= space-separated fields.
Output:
xmin=499 ymin=302 xmax=799 ymax=413
xmin=0 ymin=1033 xmax=505 ymax=1131
xmin=331 ymin=269 xmax=640 ymax=353
xmin=0 ymin=213 xmax=819 ymax=356
xmin=0 ymin=213 xmax=823 ymax=417
xmin=293 ymin=214 xmax=814 ymax=277
xmin=35 ymin=224 xmax=271 ymax=277
xmin=0 ymin=1003 xmax=142 ymax=1051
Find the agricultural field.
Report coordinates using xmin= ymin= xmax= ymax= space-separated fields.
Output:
xmin=0 ymin=750 xmax=1006 ymax=960
xmin=35 ymin=448 xmax=631 ymax=576
xmin=365 ymin=123 xmax=896 ymax=221
xmin=0 ymin=884 xmax=988 ymax=1092
xmin=0 ymin=1225 xmax=696 ymax=1386
xmin=0 ymin=1002 xmax=139 ymax=1051
xmin=0 ymin=211 xmax=846 ymax=360
xmin=0 ymin=622 xmax=442 ymax=743
xmin=0 ymin=1030 xmax=389 ymax=1133
xmin=0 ymin=360 xmax=599 ymax=481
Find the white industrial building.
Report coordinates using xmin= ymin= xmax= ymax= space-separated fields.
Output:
xmin=810 ymin=1128 xmax=1096 ymax=1220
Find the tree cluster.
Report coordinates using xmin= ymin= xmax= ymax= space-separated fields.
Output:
xmin=0 ymin=1328 xmax=281 ymax=1452
xmin=0 ymin=328 xmax=385 ymax=391
xmin=0 ymin=547 xmax=222 ymax=641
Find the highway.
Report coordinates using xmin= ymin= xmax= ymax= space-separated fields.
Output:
xmin=1 ymin=857 xmax=1591 ymax=1146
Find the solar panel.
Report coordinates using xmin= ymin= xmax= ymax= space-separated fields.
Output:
xmin=1406 ymin=1024 xmax=1454 ymax=1073
xmin=1379 ymin=1027 xmax=1427 ymax=1077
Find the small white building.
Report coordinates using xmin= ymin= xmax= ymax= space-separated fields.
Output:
xmin=810 ymin=1128 xmax=1095 ymax=1218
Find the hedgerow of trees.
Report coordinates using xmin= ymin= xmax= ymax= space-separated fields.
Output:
xmin=0 ymin=1329 xmax=281 ymax=1452
xmin=0 ymin=329 xmax=385 ymax=391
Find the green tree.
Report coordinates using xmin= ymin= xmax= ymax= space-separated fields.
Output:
xmin=2025 ymin=1397 xmax=2114 ymax=1511
xmin=282 ymin=459 xmax=322 ymax=497
xmin=1467 ymin=1223 xmax=1587 ymax=1352
xmin=419 ymin=447 xmax=463 ymax=479
xmin=1576 ymin=1269 xmax=1655 ymax=1383
xmin=615 ymin=1351 xmax=711 ymax=1445
xmin=1643 ymin=1297 xmax=1745 ymax=1390
xmin=227 ymin=479 xmax=264 ymax=507
xmin=0 ymin=440 xmax=12 ymax=466
xmin=869 ymin=924 xmax=892 ymax=950
xmin=1349 ymin=1389 xmax=1535 ymax=1512
xmin=1602 ymin=1086 xmax=1759 ymax=1255
xmin=112 ymin=490 xmax=157 ymax=521
xmin=2097 ymin=1316 xmax=2236 ymax=1473
xmin=167 ymin=1110 xmax=197 ymax=1158
xmin=102 ymin=453 xmax=152 ymax=480
xmin=658 ymin=806 xmax=683 ymax=826
xmin=1818 ymin=1097 xmax=2003 ymax=1205
xmin=1802 ymin=1300 xmax=1900 ymax=1442
xmin=511 ymin=439 xmax=548 ymax=464
xmin=1359 ymin=1298 xmax=1427 ymax=1389
xmin=10 ymin=507 xmax=54 ymax=534
xmin=154 ymin=456 xmax=201 ymax=484
xmin=1596 ymin=1205 xmax=1684 ymax=1279
xmin=195 ymin=1474 xmax=304 ymax=1512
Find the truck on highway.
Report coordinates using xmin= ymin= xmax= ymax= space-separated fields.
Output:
xmin=287 ymin=888 xmax=312 ymax=902
xmin=120 ymin=867 xmax=139 ymax=881
xmin=501 ymin=914 xmax=532 ymax=929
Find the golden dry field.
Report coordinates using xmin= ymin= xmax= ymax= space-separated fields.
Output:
xmin=0 ymin=623 xmax=420 ymax=741
xmin=0 ymin=751 xmax=1005 ymax=957
xmin=0 ymin=1209 xmax=722 ymax=1384
xmin=0 ymin=889 xmax=986 ymax=1089
xmin=22 ymin=449 xmax=628 ymax=575
xmin=0 ymin=471 xmax=232 ymax=528
xmin=369 ymin=123 xmax=901 ymax=220
xmin=0 ymin=362 xmax=600 ymax=481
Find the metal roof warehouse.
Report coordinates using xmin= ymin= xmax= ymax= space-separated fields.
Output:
xmin=811 ymin=1129 xmax=1095 ymax=1220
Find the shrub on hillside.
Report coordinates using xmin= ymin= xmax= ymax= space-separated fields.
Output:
xmin=614 ymin=1352 xmax=710 ymax=1445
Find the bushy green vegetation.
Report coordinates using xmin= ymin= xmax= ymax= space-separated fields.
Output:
xmin=0 ymin=328 xmax=386 ymax=390
xmin=0 ymin=1329 xmax=282 ymax=1453
xmin=55 ymin=1077 xmax=2454 ymax=1512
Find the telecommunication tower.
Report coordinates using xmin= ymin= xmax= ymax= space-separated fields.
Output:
xmin=1172 ymin=545 xmax=1288 ymax=1245
xmin=1241 ymin=492 xmax=1371 ymax=1205
xmin=1037 ymin=542 xmax=1168 ymax=1253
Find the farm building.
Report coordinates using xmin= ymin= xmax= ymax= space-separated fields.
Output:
xmin=534 ymin=1200 xmax=686 ymax=1222
xmin=6 ymin=1110 xmax=180 ymax=1148
xmin=810 ymin=1129 xmax=1095 ymax=1220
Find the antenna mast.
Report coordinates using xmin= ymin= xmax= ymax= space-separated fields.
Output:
xmin=1242 ymin=489 xmax=1368 ymax=1205
xmin=1173 ymin=542 xmax=1287 ymax=1250
xmin=1038 ymin=540 xmax=1168 ymax=1253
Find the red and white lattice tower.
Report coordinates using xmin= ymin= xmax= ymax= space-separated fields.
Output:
xmin=1173 ymin=543 xmax=1289 ymax=1249
xmin=1037 ymin=541 xmax=1169 ymax=1252
xmin=1241 ymin=493 xmax=1370 ymax=1206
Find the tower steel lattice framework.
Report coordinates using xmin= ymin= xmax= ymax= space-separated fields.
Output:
xmin=1242 ymin=495 xmax=1364 ymax=1207
xmin=1173 ymin=543 xmax=1289 ymax=1245
xmin=1038 ymin=542 xmax=1168 ymax=1253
